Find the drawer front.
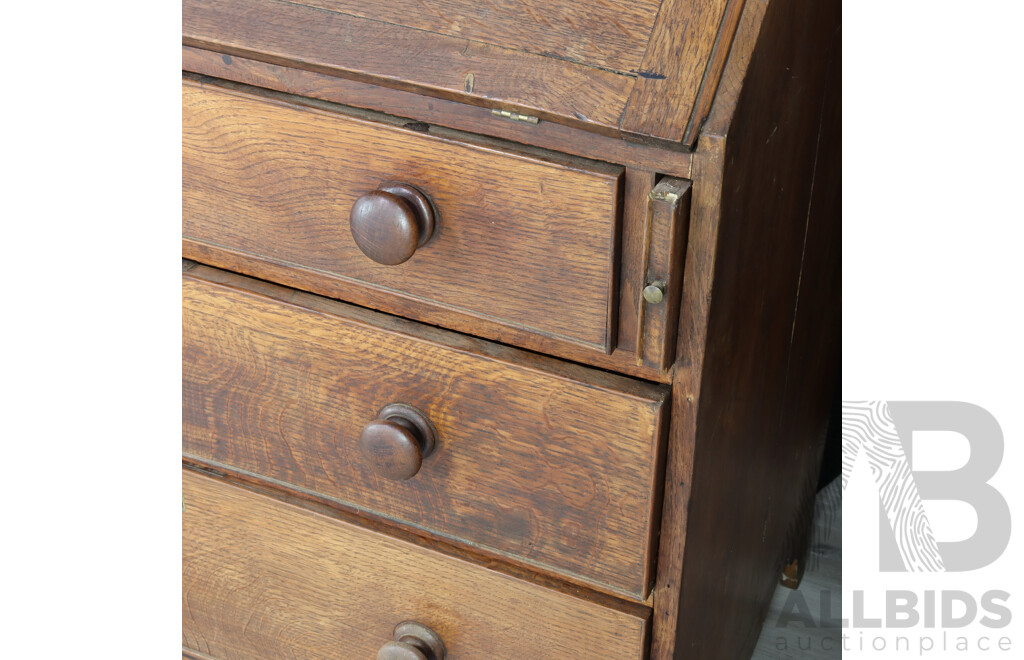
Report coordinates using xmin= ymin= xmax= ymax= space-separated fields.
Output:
xmin=183 ymin=469 xmax=648 ymax=659
xmin=182 ymin=264 xmax=668 ymax=600
xmin=182 ymin=79 xmax=623 ymax=353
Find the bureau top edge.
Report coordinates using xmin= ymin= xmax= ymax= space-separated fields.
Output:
xmin=182 ymin=0 xmax=747 ymax=150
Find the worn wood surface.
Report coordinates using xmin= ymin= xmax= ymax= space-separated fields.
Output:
xmin=184 ymin=238 xmax=672 ymax=383
xmin=297 ymin=0 xmax=661 ymax=74
xmin=649 ymin=132 xmax=726 ymax=660
xmin=774 ymin=16 xmax=841 ymax=600
xmin=183 ymin=264 xmax=669 ymax=601
xmin=650 ymin=0 xmax=842 ymax=656
xmin=620 ymin=0 xmax=731 ymax=142
xmin=179 ymin=0 xmax=841 ymax=654
xmin=182 ymin=0 xmax=738 ymax=143
xmin=183 ymin=0 xmax=633 ymax=135
xmin=678 ymin=0 xmax=748 ymax=147
xmin=181 ymin=47 xmax=696 ymax=177
xmin=636 ymin=178 xmax=692 ymax=372
xmin=182 ymin=468 xmax=649 ymax=660
xmin=183 ymin=78 xmax=622 ymax=353
xmin=616 ymin=169 xmax=659 ymax=356
xmin=186 ymin=458 xmax=656 ymax=617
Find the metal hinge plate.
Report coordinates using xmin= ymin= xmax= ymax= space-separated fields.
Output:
xmin=491 ymin=109 xmax=539 ymax=124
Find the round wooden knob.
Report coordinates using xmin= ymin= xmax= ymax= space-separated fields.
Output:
xmin=377 ymin=621 xmax=446 ymax=660
xmin=350 ymin=182 xmax=437 ymax=265
xmin=359 ymin=404 xmax=437 ymax=481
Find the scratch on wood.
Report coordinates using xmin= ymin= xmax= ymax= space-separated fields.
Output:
xmin=465 ymin=73 xmax=475 ymax=93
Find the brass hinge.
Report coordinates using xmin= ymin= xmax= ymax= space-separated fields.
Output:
xmin=491 ymin=109 xmax=539 ymax=124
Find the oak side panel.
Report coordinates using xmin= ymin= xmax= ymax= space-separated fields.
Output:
xmin=775 ymin=18 xmax=841 ymax=589
xmin=651 ymin=0 xmax=842 ymax=656
xmin=182 ymin=468 xmax=649 ymax=660
xmin=182 ymin=78 xmax=621 ymax=353
xmin=182 ymin=265 xmax=669 ymax=601
xmin=294 ymin=0 xmax=660 ymax=73
xmin=183 ymin=0 xmax=633 ymax=134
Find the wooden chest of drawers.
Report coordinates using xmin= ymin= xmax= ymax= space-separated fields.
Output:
xmin=182 ymin=0 xmax=840 ymax=657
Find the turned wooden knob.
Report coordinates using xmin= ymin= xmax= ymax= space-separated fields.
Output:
xmin=359 ymin=404 xmax=437 ymax=481
xmin=377 ymin=621 xmax=446 ymax=660
xmin=350 ymin=182 xmax=437 ymax=265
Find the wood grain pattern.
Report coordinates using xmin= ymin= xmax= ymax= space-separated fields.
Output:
xmin=181 ymin=47 xmax=696 ymax=177
xmin=186 ymin=459 xmax=657 ymax=616
xmin=648 ymin=0 xmax=776 ymax=649
xmin=182 ymin=0 xmax=743 ymax=143
xmin=183 ymin=78 xmax=622 ymax=353
xmin=296 ymin=0 xmax=661 ymax=73
xmin=678 ymin=0 xmax=748 ymax=147
xmin=650 ymin=0 xmax=841 ymax=655
xmin=182 ymin=468 xmax=649 ymax=660
xmin=774 ymin=15 xmax=841 ymax=598
xmin=616 ymin=169 xmax=660 ymax=354
xmin=650 ymin=135 xmax=726 ymax=660
xmin=620 ymin=0 xmax=732 ymax=141
xmin=183 ymin=0 xmax=634 ymax=135
xmin=182 ymin=264 xmax=669 ymax=601
xmin=636 ymin=178 xmax=692 ymax=372
xmin=179 ymin=0 xmax=842 ymax=654
xmin=183 ymin=238 xmax=673 ymax=383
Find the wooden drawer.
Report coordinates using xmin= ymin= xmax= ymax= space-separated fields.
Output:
xmin=183 ymin=263 xmax=668 ymax=601
xmin=183 ymin=468 xmax=648 ymax=659
xmin=183 ymin=78 xmax=623 ymax=353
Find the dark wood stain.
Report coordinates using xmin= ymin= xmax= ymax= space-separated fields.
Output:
xmin=650 ymin=0 xmax=842 ymax=656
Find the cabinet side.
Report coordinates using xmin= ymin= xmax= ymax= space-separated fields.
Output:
xmin=651 ymin=0 xmax=841 ymax=656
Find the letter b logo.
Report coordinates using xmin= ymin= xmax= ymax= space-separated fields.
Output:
xmin=843 ymin=401 xmax=1010 ymax=572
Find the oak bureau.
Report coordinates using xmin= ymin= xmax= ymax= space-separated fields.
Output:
xmin=181 ymin=0 xmax=840 ymax=657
